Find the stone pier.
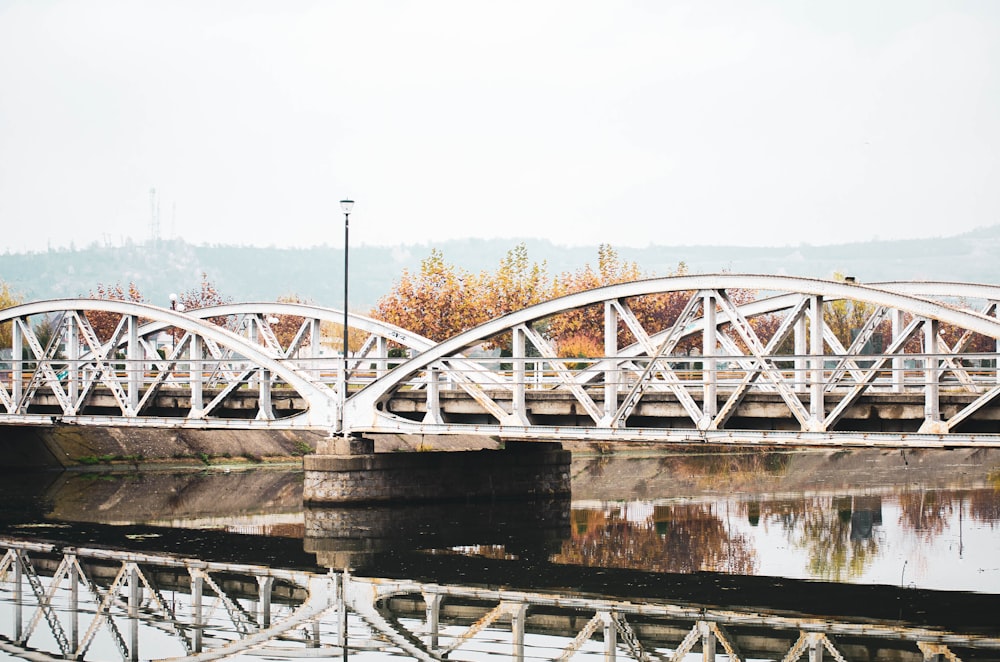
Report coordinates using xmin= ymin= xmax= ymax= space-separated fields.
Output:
xmin=302 ymin=438 xmax=571 ymax=504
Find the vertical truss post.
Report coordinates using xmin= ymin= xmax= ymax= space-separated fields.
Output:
xmin=190 ymin=335 xmax=203 ymax=415
xmin=513 ymin=326 xmax=528 ymax=424
xmin=191 ymin=572 xmax=204 ymax=653
xmin=604 ymin=301 xmax=619 ymax=421
xmin=994 ymin=302 xmax=1000 ymax=386
xmin=424 ymin=592 xmax=442 ymax=652
xmin=603 ymin=611 xmax=617 ymax=660
xmin=310 ymin=620 xmax=321 ymax=648
xmin=310 ymin=319 xmax=322 ymax=381
xmin=892 ymin=309 xmax=906 ymax=393
xmin=809 ymin=634 xmax=823 ymax=662
xmin=258 ymin=368 xmax=273 ymax=420
xmin=66 ymin=315 xmax=79 ymax=405
xmin=924 ymin=319 xmax=940 ymax=425
xmin=510 ymin=602 xmax=527 ymax=662
xmin=12 ymin=319 xmax=22 ymax=407
xmin=700 ymin=620 xmax=716 ymax=662
xmin=257 ymin=576 xmax=274 ymax=629
xmin=809 ymin=296 xmax=824 ymax=423
xmin=249 ymin=321 xmax=259 ymax=388
xmin=703 ymin=292 xmax=718 ymax=418
xmin=337 ymin=571 xmax=348 ymax=654
xmin=128 ymin=564 xmax=139 ymax=662
xmin=423 ymin=365 xmax=443 ymax=425
xmin=69 ymin=555 xmax=79 ymax=653
xmin=794 ymin=313 xmax=807 ymax=393
xmin=13 ymin=550 xmax=22 ymax=641
xmin=127 ymin=315 xmax=140 ymax=414
xmin=376 ymin=335 xmax=388 ymax=379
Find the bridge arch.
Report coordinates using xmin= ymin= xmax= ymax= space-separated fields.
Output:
xmin=346 ymin=274 xmax=1000 ymax=443
xmin=0 ymin=299 xmax=339 ymax=428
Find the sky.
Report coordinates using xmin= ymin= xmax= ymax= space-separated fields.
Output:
xmin=1 ymin=1 xmax=998 ymax=254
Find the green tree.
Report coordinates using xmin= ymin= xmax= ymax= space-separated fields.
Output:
xmin=0 ymin=281 xmax=25 ymax=348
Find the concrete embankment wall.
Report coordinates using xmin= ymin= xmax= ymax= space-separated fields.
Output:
xmin=0 ymin=425 xmax=501 ymax=470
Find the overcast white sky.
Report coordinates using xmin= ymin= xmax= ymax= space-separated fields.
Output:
xmin=1 ymin=1 xmax=998 ymax=253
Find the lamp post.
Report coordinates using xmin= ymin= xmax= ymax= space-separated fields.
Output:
xmin=340 ymin=198 xmax=354 ymax=437
xmin=168 ymin=293 xmax=178 ymax=353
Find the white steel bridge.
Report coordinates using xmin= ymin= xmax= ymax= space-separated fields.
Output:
xmin=4 ymin=275 xmax=1000 ymax=446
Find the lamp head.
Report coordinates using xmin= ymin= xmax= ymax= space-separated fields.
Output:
xmin=340 ymin=199 xmax=354 ymax=214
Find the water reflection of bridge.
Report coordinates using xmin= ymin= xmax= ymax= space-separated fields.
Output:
xmin=7 ymin=276 xmax=1000 ymax=446
xmin=2 ymin=538 xmax=999 ymax=662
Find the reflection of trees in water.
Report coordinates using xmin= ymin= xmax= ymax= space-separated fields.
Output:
xmin=752 ymin=496 xmax=883 ymax=582
xmin=555 ymin=503 xmax=757 ymax=575
xmin=896 ymin=487 xmax=1000 ymax=536
xmin=897 ymin=491 xmax=954 ymax=540
xmin=970 ymin=487 xmax=1000 ymax=524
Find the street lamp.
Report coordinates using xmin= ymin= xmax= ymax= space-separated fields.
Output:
xmin=167 ymin=293 xmax=185 ymax=354
xmin=340 ymin=198 xmax=354 ymax=436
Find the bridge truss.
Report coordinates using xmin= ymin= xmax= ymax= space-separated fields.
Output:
xmin=4 ymin=276 xmax=1000 ymax=443
xmin=347 ymin=275 xmax=1000 ymax=445
xmin=0 ymin=300 xmax=429 ymax=430
xmin=1 ymin=538 xmax=996 ymax=661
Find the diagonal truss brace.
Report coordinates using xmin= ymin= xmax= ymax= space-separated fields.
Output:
xmin=518 ymin=323 xmax=605 ymax=425
xmin=611 ymin=291 xmax=705 ymax=429
xmin=609 ymin=297 xmax=707 ymax=429
xmin=713 ymin=296 xmax=810 ymax=429
xmin=823 ymin=317 xmax=924 ymax=430
xmin=716 ymin=291 xmax=814 ymax=429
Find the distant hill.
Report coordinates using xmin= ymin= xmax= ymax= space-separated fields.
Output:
xmin=3 ymin=226 xmax=999 ymax=311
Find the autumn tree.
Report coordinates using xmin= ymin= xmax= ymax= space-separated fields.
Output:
xmin=484 ymin=243 xmax=549 ymax=319
xmin=178 ymin=271 xmax=231 ymax=311
xmin=86 ymin=282 xmax=146 ymax=342
xmin=370 ymin=248 xmax=489 ymax=342
xmin=546 ymin=245 xmax=694 ymax=356
xmin=269 ymin=293 xmax=311 ymax=349
xmin=176 ymin=271 xmax=233 ymax=330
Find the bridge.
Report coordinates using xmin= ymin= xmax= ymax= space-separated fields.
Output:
xmin=2 ymin=537 xmax=998 ymax=661
xmin=4 ymin=275 xmax=1000 ymax=446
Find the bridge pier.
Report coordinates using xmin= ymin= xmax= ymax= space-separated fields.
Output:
xmin=303 ymin=439 xmax=571 ymax=504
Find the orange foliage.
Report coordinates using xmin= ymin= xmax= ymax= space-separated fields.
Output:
xmin=86 ymin=282 xmax=146 ymax=342
xmin=547 ymin=245 xmax=695 ymax=353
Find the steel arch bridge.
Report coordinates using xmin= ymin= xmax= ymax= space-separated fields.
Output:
xmin=4 ymin=276 xmax=1000 ymax=444
xmin=0 ymin=299 xmax=431 ymax=430
xmin=345 ymin=274 xmax=1000 ymax=445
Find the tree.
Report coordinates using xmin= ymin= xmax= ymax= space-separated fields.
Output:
xmin=370 ymin=249 xmax=489 ymax=342
xmin=178 ymin=271 xmax=230 ymax=311
xmin=484 ymin=243 xmax=549 ymax=319
xmin=85 ymin=282 xmax=146 ymax=342
xmin=177 ymin=271 xmax=233 ymax=330
xmin=0 ymin=280 xmax=25 ymax=348
xmin=546 ymin=245 xmax=694 ymax=355
xmin=270 ymin=294 xmax=311 ymax=349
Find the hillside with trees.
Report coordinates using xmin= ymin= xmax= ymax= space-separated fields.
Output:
xmin=2 ymin=225 xmax=1000 ymax=312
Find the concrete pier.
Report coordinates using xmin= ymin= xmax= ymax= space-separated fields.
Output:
xmin=303 ymin=440 xmax=571 ymax=504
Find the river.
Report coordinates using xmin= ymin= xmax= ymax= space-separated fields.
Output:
xmin=1 ymin=446 xmax=998 ymax=660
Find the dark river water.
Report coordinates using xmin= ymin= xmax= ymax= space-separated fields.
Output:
xmin=1 ymin=447 xmax=998 ymax=660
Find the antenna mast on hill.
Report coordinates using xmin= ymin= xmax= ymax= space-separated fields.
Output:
xmin=149 ymin=188 xmax=161 ymax=243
